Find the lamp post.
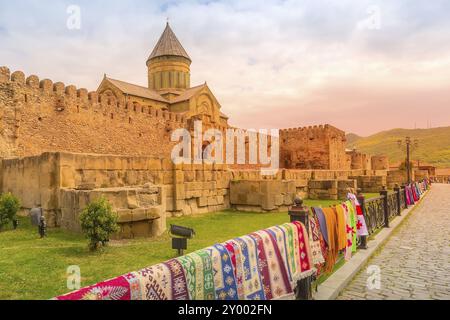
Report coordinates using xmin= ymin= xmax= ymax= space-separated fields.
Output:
xmin=397 ymin=137 xmax=418 ymax=184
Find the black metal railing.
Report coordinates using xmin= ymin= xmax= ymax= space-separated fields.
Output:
xmin=387 ymin=193 xmax=399 ymax=219
xmin=288 ymin=179 xmax=429 ymax=300
xmin=362 ymin=196 xmax=385 ymax=235
xmin=359 ymin=179 xmax=429 ymax=236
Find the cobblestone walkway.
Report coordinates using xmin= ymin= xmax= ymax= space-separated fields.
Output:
xmin=337 ymin=184 xmax=450 ymax=300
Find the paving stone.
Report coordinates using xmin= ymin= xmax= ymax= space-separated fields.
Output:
xmin=337 ymin=185 xmax=450 ymax=301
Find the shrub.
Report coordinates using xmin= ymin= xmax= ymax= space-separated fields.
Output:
xmin=79 ymin=197 xmax=119 ymax=251
xmin=0 ymin=193 xmax=21 ymax=231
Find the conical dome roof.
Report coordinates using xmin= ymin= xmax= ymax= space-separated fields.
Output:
xmin=147 ymin=23 xmax=191 ymax=63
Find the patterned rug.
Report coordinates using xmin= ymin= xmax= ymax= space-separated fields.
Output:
xmin=55 ymin=222 xmax=315 ymax=301
xmin=56 ymin=273 xmax=136 ymax=300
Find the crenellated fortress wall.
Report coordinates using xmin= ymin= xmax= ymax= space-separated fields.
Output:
xmin=0 ymin=67 xmax=360 ymax=172
xmin=0 ymin=67 xmax=187 ymax=159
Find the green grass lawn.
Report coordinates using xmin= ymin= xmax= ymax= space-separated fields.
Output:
xmin=0 ymin=199 xmax=342 ymax=300
xmin=363 ymin=193 xmax=382 ymax=199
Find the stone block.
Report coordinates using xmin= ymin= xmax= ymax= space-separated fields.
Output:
xmin=151 ymin=216 xmax=165 ymax=237
xmin=204 ymin=171 xmax=213 ymax=181
xmin=163 ymin=171 xmax=174 ymax=184
xmin=186 ymin=182 xmax=203 ymax=191
xmin=127 ymin=191 xmax=139 ymax=209
xmin=148 ymin=159 xmax=162 ymax=170
xmin=125 ymin=170 xmax=138 ymax=186
xmin=284 ymin=194 xmax=294 ymax=205
xmin=274 ymin=194 xmax=284 ymax=206
xmin=117 ymin=224 xmax=133 ymax=239
xmin=131 ymin=221 xmax=151 ymax=238
xmin=162 ymin=158 xmax=173 ymax=170
xmin=174 ymin=184 xmax=185 ymax=200
xmin=138 ymin=193 xmax=159 ymax=206
xmin=186 ymin=190 xmax=202 ymax=198
xmin=207 ymin=197 xmax=218 ymax=206
xmin=132 ymin=208 xmax=147 ymax=222
xmin=197 ymin=197 xmax=208 ymax=207
xmin=174 ymin=170 xmax=184 ymax=183
xmin=184 ymin=170 xmax=196 ymax=182
xmin=116 ymin=209 xmax=133 ymax=223
xmin=182 ymin=203 xmax=192 ymax=216
xmin=286 ymin=181 xmax=296 ymax=194
xmin=60 ymin=167 xmax=75 ymax=188
xmin=216 ymin=178 xmax=230 ymax=189
xmin=295 ymin=179 xmax=308 ymax=188
xmin=166 ymin=197 xmax=174 ymax=211
xmin=261 ymin=194 xmax=275 ymax=211
xmin=196 ymin=170 xmax=204 ymax=181
xmin=216 ymin=196 xmax=224 ymax=205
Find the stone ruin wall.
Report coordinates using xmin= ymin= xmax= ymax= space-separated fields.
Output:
xmin=0 ymin=67 xmax=186 ymax=159
xmin=347 ymin=150 xmax=372 ymax=170
xmin=60 ymin=186 xmax=166 ymax=239
xmin=349 ymin=175 xmax=387 ymax=193
xmin=0 ymin=151 xmax=395 ymax=239
xmin=387 ymin=169 xmax=415 ymax=189
xmin=0 ymin=152 xmax=233 ymax=226
xmin=0 ymin=152 xmax=60 ymax=224
xmin=229 ymin=180 xmax=296 ymax=212
xmin=280 ymin=125 xmax=349 ymax=170
xmin=371 ymin=155 xmax=390 ymax=170
xmin=0 ymin=151 xmax=391 ymax=229
xmin=307 ymin=179 xmax=357 ymax=201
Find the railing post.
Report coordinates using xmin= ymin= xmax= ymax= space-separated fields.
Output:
xmin=394 ymin=184 xmax=401 ymax=216
xmin=356 ymin=189 xmax=368 ymax=249
xmin=288 ymin=197 xmax=312 ymax=300
xmin=380 ymin=187 xmax=389 ymax=228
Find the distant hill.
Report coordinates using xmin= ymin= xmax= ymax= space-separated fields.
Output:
xmin=346 ymin=133 xmax=362 ymax=146
xmin=346 ymin=127 xmax=450 ymax=168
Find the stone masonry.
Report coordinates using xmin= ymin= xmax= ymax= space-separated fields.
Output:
xmin=280 ymin=125 xmax=349 ymax=170
xmin=0 ymin=150 xmax=393 ymax=238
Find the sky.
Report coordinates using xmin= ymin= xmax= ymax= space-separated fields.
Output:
xmin=1 ymin=0 xmax=449 ymax=136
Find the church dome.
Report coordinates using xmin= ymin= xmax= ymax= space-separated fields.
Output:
xmin=147 ymin=23 xmax=192 ymax=91
xmin=147 ymin=23 xmax=191 ymax=63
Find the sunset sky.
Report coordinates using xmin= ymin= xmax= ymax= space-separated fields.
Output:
xmin=1 ymin=0 xmax=449 ymax=136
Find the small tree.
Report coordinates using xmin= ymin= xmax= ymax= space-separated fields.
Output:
xmin=79 ymin=197 xmax=119 ymax=251
xmin=0 ymin=193 xmax=21 ymax=231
